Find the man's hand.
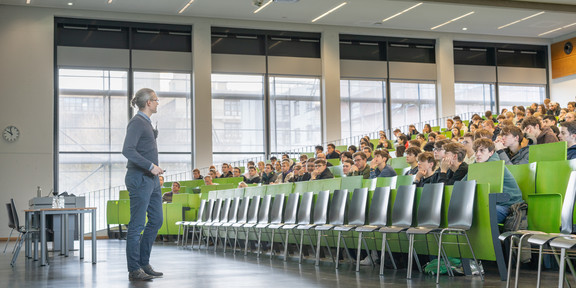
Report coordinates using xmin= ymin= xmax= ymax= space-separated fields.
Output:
xmin=440 ymin=158 xmax=451 ymax=173
xmin=151 ymin=164 xmax=164 ymax=176
xmin=494 ymin=139 xmax=505 ymax=151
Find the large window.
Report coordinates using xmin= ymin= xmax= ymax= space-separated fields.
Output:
xmin=58 ymin=68 xmax=128 ymax=195
xmin=269 ymin=76 xmax=321 ymax=153
xmin=211 ymin=74 xmax=265 ymax=162
xmin=340 ymin=79 xmax=386 ymax=139
xmin=389 ymin=81 xmax=437 ymax=129
xmin=499 ymin=84 xmax=545 ymax=113
xmin=133 ymin=71 xmax=192 ymax=176
xmin=455 ymin=83 xmax=496 ymax=115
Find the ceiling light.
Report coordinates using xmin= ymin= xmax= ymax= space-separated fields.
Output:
xmin=382 ymin=3 xmax=422 ymax=22
xmin=254 ymin=0 xmax=273 ymax=13
xmin=431 ymin=11 xmax=474 ymax=30
xmin=108 ymin=0 xmax=113 ymax=3
xmin=26 ymin=0 xmax=30 ymax=3
xmin=178 ymin=0 xmax=195 ymax=14
xmin=539 ymin=22 xmax=576 ymax=36
xmin=462 ymin=27 xmax=468 ymax=31
xmin=498 ymin=11 xmax=544 ymax=29
xmin=311 ymin=2 xmax=347 ymax=23
xmin=68 ymin=2 xmax=73 ymax=5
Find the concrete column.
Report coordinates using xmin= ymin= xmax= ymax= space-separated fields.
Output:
xmin=436 ymin=35 xmax=456 ymax=117
xmin=192 ymin=22 xmax=213 ymax=168
xmin=321 ymin=29 xmax=341 ymax=143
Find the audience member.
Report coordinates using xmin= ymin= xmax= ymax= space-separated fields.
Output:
xmin=559 ymin=109 xmax=568 ymax=122
xmin=220 ymin=163 xmax=233 ymax=178
xmin=413 ymin=152 xmax=436 ymax=187
xmin=542 ymin=115 xmax=560 ymax=136
xmin=342 ymin=159 xmax=354 ymax=176
xmin=423 ymin=124 xmax=432 ymax=134
xmin=340 ymin=151 xmax=353 ymax=162
xmin=451 ymin=127 xmax=460 ymax=140
xmin=566 ymin=112 xmax=576 ymax=122
xmin=431 ymin=142 xmax=468 ymax=185
xmin=192 ymin=169 xmax=203 ymax=180
xmin=494 ymin=125 xmax=530 ymax=165
xmin=560 ymin=121 xmax=576 ymax=160
xmin=348 ymin=145 xmax=358 ymax=154
xmin=159 ymin=175 xmax=165 ymax=187
xmin=244 ymin=166 xmax=261 ymax=184
xmin=275 ymin=160 xmax=294 ymax=183
xmin=408 ymin=139 xmax=421 ymax=148
xmin=369 ymin=150 xmax=396 ymax=178
xmin=326 ymin=143 xmax=340 ymax=159
xmin=405 ymin=147 xmax=421 ymax=175
xmin=454 ymin=119 xmax=468 ymax=133
xmin=446 ymin=118 xmax=454 ymax=130
xmin=351 ymin=152 xmax=371 ymax=179
xmin=261 ymin=164 xmax=277 ymax=184
xmin=376 ymin=134 xmax=390 ymax=149
xmin=363 ymin=146 xmax=373 ymax=161
xmin=270 ymin=156 xmax=278 ymax=167
xmin=232 ymin=167 xmax=247 ymax=182
xmin=161 ymin=181 xmax=180 ymax=203
xmin=461 ymin=132 xmax=476 ymax=164
xmin=408 ymin=124 xmax=419 ymax=137
xmin=299 ymin=154 xmax=308 ymax=165
xmin=203 ymin=175 xmax=218 ymax=186
xmin=315 ymin=145 xmax=324 ymax=157
xmin=316 ymin=152 xmax=333 ymax=167
xmin=311 ymin=159 xmax=334 ymax=180
xmin=522 ymin=116 xmax=558 ymax=144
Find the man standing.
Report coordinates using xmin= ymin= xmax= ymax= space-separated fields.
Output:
xmin=122 ymin=88 xmax=164 ymax=281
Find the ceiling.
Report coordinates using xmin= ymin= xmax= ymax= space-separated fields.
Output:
xmin=2 ymin=0 xmax=576 ymax=39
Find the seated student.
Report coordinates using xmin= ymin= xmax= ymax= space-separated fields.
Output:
xmin=244 ymin=166 xmax=261 ymax=184
xmin=416 ymin=134 xmax=427 ymax=148
xmin=257 ymin=161 xmax=266 ymax=176
xmin=275 ymin=160 xmax=294 ymax=184
xmin=192 ymin=169 xmax=203 ymax=180
xmin=446 ymin=118 xmax=455 ymax=131
xmin=542 ymin=115 xmax=560 ymax=137
xmin=209 ymin=169 xmax=219 ymax=180
xmin=274 ymin=162 xmax=283 ymax=179
xmin=522 ymin=115 xmax=559 ymax=144
xmin=408 ymin=124 xmax=419 ymax=137
xmin=471 ymin=138 xmax=523 ymax=223
xmin=296 ymin=160 xmax=315 ymax=182
xmin=431 ymin=142 xmax=468 ymax=185
xmin=290 ymin=164 xmax=304 ymax=182
xmin=404 ymin=146 xmax=421 ymax=175
xmin=203 ymin=175 xmax=218 ymax=186
xmin=408 ymin=139 xmax=421 ymax=148
xmin=348 ymin=145 xmax=358 ymax=154
xmin=566 ymin=112 xmax=576 ymax=123
xmin=261 ymin=164 xmax=277 ymax=184
xmin=220 ymin=163 xmax=233 ymax=178
xmin=461 ymin=132 xmax=476 ymax=164
xmin=162 ymin=181 xmax=181 ymax=203
xmin=311 ymin=159 xmax=334 ymax=180
xmin=326 ymin=143 xmax=340 ymax=159
xmin=413 ymin=152 xmax=437 ymax=187
xmin=315 ymin=145 xmax=324 ymax=157
xmin=232 ymin=167 xmax=247 ymax=182
xmin=159 ymin=175 xmax=165 ymax=188
xmin=454 ymin=119 xmax=468 ymax=133
xmin=316 ymin=152 xmax=333 ymax=167
xmin=369 ymin=150 xmax=397 ymax=178
xmin=423 ymin=132 xmax=436 ymax=152
xmin=451 ymin=127 xmax=461 ymax=141
xmin=494 ymin=125 xmax=530 ymax=165
xmin=270 ymin=156 xmax=278 ymax=168
xmin=340 ymin=151 xmax=353 ymax=162
xmin=376 ymin=134 xmax=390 ymax=149
xmin=342 ymin=159 xmax=354 ymax=176
xmin=299 ymin=154 xmax=308 ymax=165
xmin=560 ymin=121 xmax=576 ymax=160
xmin=422 ymin=124 xmax=432 ymax=134
xmin=363 ymin=146 xmax=374 ymax=162
xmin=351 ymin=152 xmax=371 ymax=179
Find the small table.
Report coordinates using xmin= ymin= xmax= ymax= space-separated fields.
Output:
xmin=25 ymin=207 xmax=97 ymax=266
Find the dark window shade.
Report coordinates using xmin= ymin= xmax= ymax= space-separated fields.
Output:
xmin=497 ymin=50 xmax=547 ymax=68
xmin=454 ymin=48 xmax=496 ymax=66
xmin=132 ymin=30 xmax=191 ymax=52
xmin=57 ymin=25 xmax=129 ymax=49
xmin=454 ymin=41 xmax=547 ymax=68
xmin=211 ymin=36 xmax=265 ymax=55
xmin=339 ymin=42 xmax=383 ymax=61
xmin=267 ymin=38 xmax=320 ymax=58
xmin=388 ymin=44 xmax=435 ymax=63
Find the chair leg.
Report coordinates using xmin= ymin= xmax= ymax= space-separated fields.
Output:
xmin=559 ymin=248 xmax=567 ymax=288
xmin=283 ymin=230 xmax=290 ymax=262
xmin=356 ymin=232 xmax=363 ymax=272
xmin=3 ymin=229 xmax=14 ymax=254
xmin=536 ymin=244 xmax=543 ymax=288
xmin=270 ymin=229 xmax=276 ymax=259
xmin=315 ymin=231 xmax=322 ymax=266
xmin=407 ymin=234 xmax=414 ymax=279
xmin=223 ymin=227 xmax=229 ymax=253
xmin=335 ymin=231 xmax=341 ymax=269
xmin=10 ymin=232 xmax=27 ymax=267
xmin=177 ymin=224 xmax=182 ymax=246
xmin=514 ymin=234 xmax=529 ymax=288
xmin=244 ymin=228 xmax=251 ymax=256
xmin=323 ymin=232 xmax=334 ymax=264
xmin=233 ymin=228 xmax=239 ymax=255
xmin=506 ymin=236 xmax=517 ymax=288
xmin=298 ymin=230 xmax=305 ymax=264
xmin=257 ymin=229 xmax=262 ymax=258
xmin=463 ymin=231 xmax=484 ymax=281
xmin=436 ymin=231 xmax=445 ymax=284
xmin=380 ymin=233 xmax=387 ymax=275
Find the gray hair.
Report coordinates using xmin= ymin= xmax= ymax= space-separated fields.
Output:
xmin=131 ymin=88 xmax=156 ymax=110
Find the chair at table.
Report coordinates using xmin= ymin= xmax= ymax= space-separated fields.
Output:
xmin=10 ymin=199 xmax=39 ymax=267
xmin=4 ymin=203 xmax=18 ymax=254
xmin=314 ymin=189 xmax=349 ymax=266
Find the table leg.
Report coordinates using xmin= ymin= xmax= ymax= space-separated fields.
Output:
xmin=25 ymin=211 xmax=30 ymax=258
xmin=80 ymin=213 xmax=84 ymax=259
xmin=63 ymin=214 xmax=69 ymax=257
xmin=91 ymin=210 xmax=97 ymax=264
xmin=40 ymin=211 xmax=47 ymax=266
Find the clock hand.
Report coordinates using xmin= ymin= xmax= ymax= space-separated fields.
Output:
xmin=7 ymin=130 xmax=12 ymax=136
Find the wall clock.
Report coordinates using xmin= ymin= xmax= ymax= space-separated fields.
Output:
xmin=3 ymin=125 xmax=20 ymax=142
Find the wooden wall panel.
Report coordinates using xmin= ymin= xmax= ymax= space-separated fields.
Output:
xmin=552 ymin=37 xmax=576 ymax=79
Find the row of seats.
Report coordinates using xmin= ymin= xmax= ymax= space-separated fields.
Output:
xmin=176 ymin=181 xmax=482 ymax=283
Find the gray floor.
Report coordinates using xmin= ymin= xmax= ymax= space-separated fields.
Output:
xmin=0 ymin=239 xmax=565 ymax=288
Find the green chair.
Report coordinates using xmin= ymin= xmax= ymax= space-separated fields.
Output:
xmin=362 ymin=178 xmax=376 ymax=191
xmin=396 ymin=175 xmax=415 ymax=189
xmin=506 ymin=162 xmax=537 ymax=200
xmin=303 ymin=152 xmax=315 ymax=158
xmin=165 ymin=203 xmax=184 ymax=235
xmin=161 ymin=187 xmax=171 ymax=193
xmin=535 ymin=159 xmax=576 ymax=199
xmin=467 ymin=160 xmax=505 ymax=194
xmin=341 ymin=176 xmax=363 ymax=191
xmin=431 ymin=126 xmax=440 ymax=132
xmin=326 ymin=158 xmax=341 ymax=166
xmin=106 ymin=200 xmax=119 ymax=238
xmin=463 ymin=120 xmax=469 ymax=127
xmin=528 ymin=141 xmax=567 ymax=163
xmin=370 ymin=139 xmax=379 ymax=149
xmin=388 ymin=157 xmax=410 ymax=169
xmin=266 ymin=183 xmax=292 ymax=196
xmin=336 ymin=145 xmax=347 ymax=153
xmin=394 ymin=167 xmax=410 ymax=176
xmin=308 ymin=178 xmax=341 ymax=193
xmin=180 ymin=179 xmax=204 ymax=188
xmin=119 ymin=190 xmax=129 ymax=200
xmin=328 ymin=166 xmax=343 ymax=177
xmin=293 ymin=181 xmax=310 ymax=194
xmin=375 ymin=176 xmax=397 ymax=189
xmin=118 ymin=200 xmax=131 ymax=226
xmin=244 ymin=185 xmax=267 ymax=197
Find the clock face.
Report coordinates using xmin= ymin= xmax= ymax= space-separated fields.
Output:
xmin=3 ymin=126 xmax=19 ymax=142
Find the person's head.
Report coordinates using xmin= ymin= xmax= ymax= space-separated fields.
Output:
xmin=517 ymin=106 xmax=526 ymax=113
xmin=472 ymin=114 xmax=482 ymax=123
xmin=233 ymin=167 xmax=242 ymax=177
xmin=500 ymin=125 xmax=524 ymax=147
xmin=462 ymin=132 xmax=475 ymax=152
xmin=316 ymin=152 xmax=326 ymax=160
xmin=408 ymin=139 xmax=421 ymax=148
xmin=348 ymin=145 xmax=357 ymax=154
xmin=379 ymin=133 xmax=388 ymax=140
xmin=501 ymin=108 xmax=508 ymax=115
xmin=292 ymin=163 xmax=303 ymax=175
xmin=470 ymin=123 xmax=479 ymax=133
xmin=306 ymin=161 xmax=315 ymax=173
xmin=485 ymin=110 xmax=493 ymax=119
xmin=454 ymin=119 xmax=463 ymax=129
xmin=443 ymin=142 xmax=466 ymax=164
xmin=417 ymin=152 xmax=436 ymax=174
xmin=568 ymin=102 xmax=576 ymax=112
xmin=204 ymin=175 xmax=213 ymax=185
xmin=531 ymin=103 xmax=538 ymax=110
xmin=342 ymin=159 xmax=354 ymax=175
xmin=405 ymin=147 xmax=422 ymax=165
xmin=265 ymin=163 xmax=273 ymax=173
xmin=433 ymin=139 xmax=450 ymax=160
xmin=560 ymin=121 xmax=576 ymax=146
xmin=191 ymin=169 xmax=200 ymax=179
xmin=159 ymin=175 xmax=164 ymax=187
xmin=274 ymin=161 xmax=282 ymax=172
xmin=497 ymin=114 xmax=506 ymax=122
xmin=537 ymin=104 xmax=546 ymax=114
xmin=299 ymin=154 xmax=308 ymax=163
xmin=409 ymin=124 xmax=416 ymax=132
xmin=482 ymin=120 xmax=495 ymax=132
xmin=372 ymin=150 xmax=391 ymax=166
xmin=352 ymin=151 xmax=367 ymax=170
xmin=281 ymin=160 xmax=291 ymax=173
xmin=315 ymin=145 xmax=324 ymax=154
xmin=428 ymin=132 xmax=437 ymax=143
xmin=451 ymin=127 xmax=460 ymax=139
xmin=521 ymin=116 xmax=543 ymax=139
xmin=363 ymin=146 xmax=372 ymax=159
xmin=560 ymin=109 xmax=568 ymax=118
xmin=417 ymin=134 xmax=426 ymax=143
xmin=282 ymin=154 xmax=289 ymax=160
xmin=473 ymin=138 xmax=496 ymax=163
xmin=172 ymin=181 xmax=181 ymax=193
xmin=340 ymin=151 xmax=353 ymax=162
xmin=542 ymin=115 xmax=557 ymax=129
xmin=131 ymin=88 xmax=158 ymax=113
xmin=393 ymin=129 xmax=402 ymax=137
xmin=516 ymin=111 xmax=525 ymax=119
xmin=209 ymin=169 xmax=217 ymax=179
xmin=446 ymin=118 xmax=454 ymax=128
xmin=526 ymin=108 xmax=534 ymax=117
xmin=327 ymin=143 xmax=335 ymax=154
xmin=566 ymin=112 xmax=576 ymax=123
xmin=423 ymin=124 xmax=432 ymax=133
xmin=270 ymin=156 xmax=277 ymax=163
xmin=398 ymin=134 xmax=409 ymax=145
xmin=248 ymin=166 xmax=258 ymax=177
xmin=221 ymin=163 xmax=229 ymax=173
xmin=258 ymin=161 xmax=265 ymax=171
xmin=314 ymin=159 xmax=327 ymax=174
xmin=505 ymin=111 xmax=514 ymax=120
xmin=551 ymin=102 xmax=559 ymax=110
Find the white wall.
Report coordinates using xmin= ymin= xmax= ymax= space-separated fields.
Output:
xmin=551 ymin=74 xmax=576 ymax=106
xmin=0 ymin=4 xmax=555 ymax=237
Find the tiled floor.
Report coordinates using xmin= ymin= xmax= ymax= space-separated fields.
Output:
xmin=0 ymin=239 xmax=566 ymax=287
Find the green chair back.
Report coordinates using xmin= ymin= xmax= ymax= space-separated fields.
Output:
xmin=396 ymin=175 xmax=415 ymax=189
xmin=394 ymin=167 xmax=410 ymax=176
xmin=244 ymin=185 xmax=267 ymax=197
xmin=266 ymin=183 xmax=293 ymax=196
xmin=375 ymin=176 xmax=397 ymax=188
xmin=335 ymin=145 xmax=347 ymax=153
xmin=180 ymin=179 xmax=204 ymax=188
xmin=362 ymin=178 xmax=376 ymax=191
xmin=217 ymin=189 xmax=236 ymax=199
xmin=119 ymin=190 xmax=129 ymax=200
xmin=293 ymin=181 xmax=310 ymax=194
xmin=326 ymin=158 xmax=341 ymax=166
xmin=388 ymin=157 xmax=410 ymax=169
xmin=535 ymin=159 xmax=576 ymax=200
xmin=161 ymin=187 xmax=171 ymax=193
xmin=303 ymin=152 xmax=315 ymax=158
xmin=431 ymin=126 xmax=440 ymax=132
xmin=506 ymin=162 xmax=537 ymax=200
xmin=328 ymin=165 xmax=343 ymax=177
xmin=529 ymin=141 xmax=567 ymax=163
xmin=467 ymin=160 xmax=505 ymax=194
xmin=370 ymin=139 xmax=379 ymax=149
xmin=341 ymin=176 xmax=363 ymax=191
xmin=118 ymin=200 xmax=131 ymax=225
xmin=106 ymin=200 xmax=119 ymax=225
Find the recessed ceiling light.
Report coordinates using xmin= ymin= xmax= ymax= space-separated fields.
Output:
xmin=462 ymin=27 xmax=468 ymax=31
xmin=539 ymin=22 xmax=576 ymax=36
xmin=108 ymin=0 xmax=113 ymax=3
xmin=178 ymin=0 xmax=195 ymax=14
xmin=312 ymin=2 xmax=347 ymax=23
xmin=26 ymin=0 xmax=31 ymax=3
xmin=382 ymin=3 xmax=423 ymax=22
xmin=67 ymin=2 xmax=73 ymax=5
xmin=254 ymin=0 xmax=273 ymax=13
xmin=498 ymin=11 xmax=545 ymax=29
xmin=431 ymin=11 xmax=474 ymax=30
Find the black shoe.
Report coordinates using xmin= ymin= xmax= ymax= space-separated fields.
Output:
xmin=128 ymin=268 xmax=153 ymax=281
xmin=141 ymin=264 xmax=163 ymax=277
